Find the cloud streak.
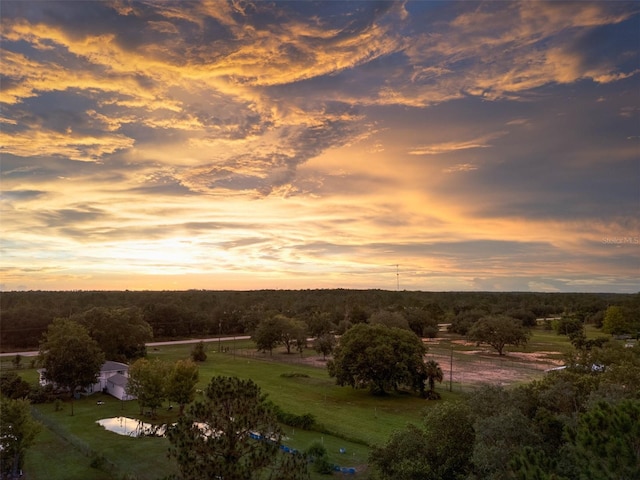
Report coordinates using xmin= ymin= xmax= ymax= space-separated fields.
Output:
xmin=1 ymin=1 xmax=638 ymax=292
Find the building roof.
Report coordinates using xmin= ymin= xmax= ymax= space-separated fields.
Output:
xmin=101 ymin=361 xmax=129 ymax=372
xmin=107 ymin=373 xmax=129 ymax=388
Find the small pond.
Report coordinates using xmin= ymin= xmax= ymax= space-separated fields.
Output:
xmin=97 ymin=417 xmax=169 ymax=437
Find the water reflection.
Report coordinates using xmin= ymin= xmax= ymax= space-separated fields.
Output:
xmin=97 ymin=417 xmax=168 ymax=437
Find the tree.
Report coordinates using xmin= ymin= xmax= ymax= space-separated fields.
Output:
xmin=0 ymin=398 xmax=41 ymax=479
xmin=11 ymin=354 xmax=22 ymax=370
xmin=467 ymin=315 xmax=530 ymax=356
xmin=327 ymin=324 xmax=427 ymax=395
xmin=306 ymin=441 xmax=332 ymax=474
xmin=305 ymin=311 xmax=334 ymax=338
xmin=370 ymin=423 xmax=431 ymax=479
xmin=313 ymin=333 xmax=336 ymax=359
xmin=404 ymin=306 xmax=440 ymax=338
xmin=252 ymin=316 xmax=284 ymax=355
xmin=569 ymin=400 xmax=640 ymax=479
xmin=424 ymin=360 xmax=443 ymax=399
xmin=166 ymin=359 xmax=199 ymax=415
xmin=369 ymin=401 xmax=474 ymax=480
xmin=0 ymin=372 xmax=31 ymax=400
xmin=554 ymin=316 xmax=583 ymax=336
xmin=602 ymin=306 xmax=631 ymax=335
xmin=369 ymin=310 xmax=411 ymax=330
xmin=472 ymin=408 xmax=541 ymax=480
xmin=279 ymin=316 xmax=307 ymax=355
xmin=509 ymin=446 xmax=564 ymax=480
xmin=191 ymin=341 xmax=207 ymax=362
xmin=38 ymin=318 xmax=105 ymax=415
xmin=73 ymin=306 xmax=153 ymax=362
xmin=127 ymin=358 xmax=169 ymax=416
xmin=167 ymin=376 xmax=307 ymax=480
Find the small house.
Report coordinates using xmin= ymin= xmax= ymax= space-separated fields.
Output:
xmin=38 ymin=360 xmax=135 ymax=401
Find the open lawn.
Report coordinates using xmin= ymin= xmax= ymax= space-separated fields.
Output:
xmin=21 ymin=327 xmax=578 ymax=479
xmin=147 ymin=342 xmax=441 ymax=447
xmin=27 ymin=394 xmax=179 ymax=480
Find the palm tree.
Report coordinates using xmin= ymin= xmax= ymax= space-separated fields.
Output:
xmin=425 ymin=360 xmax=443 ymax=399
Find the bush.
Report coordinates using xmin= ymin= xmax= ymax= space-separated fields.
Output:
xmin=90 ymin=453 xmax=107 ymax=470
xmin=0 ymin=372 xmax=32 ymax=399
xmin=306 ymin=441 xmax=327 ymax=460
xmin=314 ymin=456 xmax=334 ymax=474
xmin=306 ymin=441 xmax=333 ymax=475
xmin=555 ymin=317 xmax=583 ymax=336
xmin=423 ymin=324 xmax=439 ymax=338
xmin=190 ymin=341 xmax=207 ymax=362
xmin=424 ymin=390 xmax=441 ymax=400
xmin=28 ymin=383 xmax=57 ymax=404
xmin=280 ymin=372 xmax=310 ymax=378
xmin=270 ymin=403 xmax=316 ymax=429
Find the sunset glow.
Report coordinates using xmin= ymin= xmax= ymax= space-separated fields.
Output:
xmin=1 ymin=1 xmax=638 ymax=292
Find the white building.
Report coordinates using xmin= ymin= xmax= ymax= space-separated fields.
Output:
xmin=38 ymin=360 xmax=135 ymax=401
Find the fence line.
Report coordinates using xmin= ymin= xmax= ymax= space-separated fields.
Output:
xmin=30 ymin=406 xmax=119 ymax=473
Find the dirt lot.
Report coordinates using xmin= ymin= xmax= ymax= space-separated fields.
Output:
xmin=243 ymin=337 xmax=566 ymax=390
xmin=424 ymin=338 xmax=565 ymax=387
xmin=292 ymin=339 xmax=563 ymax=388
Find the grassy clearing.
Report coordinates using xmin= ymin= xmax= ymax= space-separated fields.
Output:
xmin=24 ymin=342 xmax=439 ymax=480
xmin=20 ymin=327 xmax=584 ymax=479
xmin=146 ymin=344 xmax=438 ymax=446
xmin=24 ymin=426 xmax=113 ymax=480
xmin=27 ymin=394 xmax=179 ymax=480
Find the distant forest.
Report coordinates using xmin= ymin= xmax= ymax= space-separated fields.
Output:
xmin=1 ymin=289 xmax=638 ymax=350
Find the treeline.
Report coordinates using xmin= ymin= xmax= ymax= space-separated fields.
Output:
xmin=1 ymin=289 xmax=637 ymax=350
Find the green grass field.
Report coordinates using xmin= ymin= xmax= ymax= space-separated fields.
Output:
xmin=22 ymin=342 xmax=441 ymax=479
xmin=20 ymin=327 xmax=578 ymax=479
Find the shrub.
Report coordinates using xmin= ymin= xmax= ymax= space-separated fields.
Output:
xmin=306 ymin=441 xmax=333 ymax=474
xmin=90 ymin=453 xmax=107 ymax=470
xmin=190 ymin=341 xmax=207 ymax=362
xmin=280 ymin=372 xmax=310 ymax=378
xmin=269 ymin=403 xmax=316 ymax=429
xmin=28 ymin=384 xmax=57 ymax=404
xmin=0 ymin=372 xmax=32 ymax=399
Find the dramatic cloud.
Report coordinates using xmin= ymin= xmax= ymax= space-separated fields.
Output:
xmin=1 ymin=0 xmax=638 ymax=292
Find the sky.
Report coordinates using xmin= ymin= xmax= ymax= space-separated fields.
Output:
xmin=1 ymin=1 xmax=639 ymax=293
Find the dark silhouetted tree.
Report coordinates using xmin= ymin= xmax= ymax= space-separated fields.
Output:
xmin=424 ymin=360 xmax=443 ymax=399
xmin=167 ymin=376 xmax=307 ymax=480
xmin=38 ymin=318 xmax=105 ymax=415
xmin=0 ymin=398 xmax=41 ymax=479
xmin=166 ymin=359 xmax=199 ymax=415
xmin=370 ymin=401 xmax=474 ymax=480
xmin=73 ymin=307 xmax=152 ymax=362
xmin=467 ymin=315 xmax=530 ymax=356
xmin=569 ymin=400 xmax=640 ymax=479
xmin=190 ymin=341 xmax=207 ymax=362
xmin=328 ymin=324 xmax=427 ymax=395
xmin=252 ymin=317 xmax=284 ymax=355
xmin=127 ymin=358 xmax=170 ymax=416
xmin=313 ymin=333 xmax=336 ymax=359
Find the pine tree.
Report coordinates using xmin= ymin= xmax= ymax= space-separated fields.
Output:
xmin=167 ymin=376 xmax=308 ymax=480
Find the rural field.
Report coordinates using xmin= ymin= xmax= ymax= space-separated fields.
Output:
xmin=14 ymin=326 xmax=579 ymax=480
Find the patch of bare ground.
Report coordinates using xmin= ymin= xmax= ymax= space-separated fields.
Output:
xmin=297 ymin=356 xmax=330 ymax=367
xmin=424 ymin=348 xmax=564 ymax=387
xmin=239 ymin=343 xmax=565 ymax=388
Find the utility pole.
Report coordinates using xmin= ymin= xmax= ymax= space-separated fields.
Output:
xmin=396 ymin=264 xmax=399 ymax=291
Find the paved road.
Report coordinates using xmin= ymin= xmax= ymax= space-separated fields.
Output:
xmin=0 ymin=336 xmax=251 ymax=358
